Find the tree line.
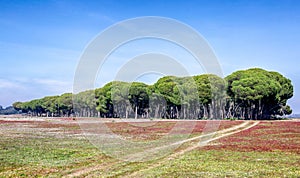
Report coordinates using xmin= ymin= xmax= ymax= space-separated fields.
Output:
xmin=0 ymin=106 xmax=18 ymax=115
xmin=13 ymin=68 xmax=293 ymax=120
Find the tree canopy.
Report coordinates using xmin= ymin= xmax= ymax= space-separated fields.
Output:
xmin=13 ymin=68 xmax=293 ymax=120
xmin=226 ymin=68 xmax=293 ymax=119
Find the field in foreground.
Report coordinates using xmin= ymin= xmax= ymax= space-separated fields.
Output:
xmin=0 ymin=117 xmax=299 ymax=177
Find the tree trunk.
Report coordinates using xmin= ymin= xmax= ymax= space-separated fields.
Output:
xmin=155 ymin=105 xmax=160 ymax=118
xmin=135 ymin=106 xmax=138 ymax=119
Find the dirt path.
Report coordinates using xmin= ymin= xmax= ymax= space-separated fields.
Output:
xmin=65 ymin=121 xmax=259 ymax=177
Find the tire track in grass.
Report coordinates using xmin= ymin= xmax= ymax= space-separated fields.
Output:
xmin=63 ymin=159 xmax=122 ymax=178
xmin=126 ymin=121 xmax=259 ymax=178
xmin=65 ymin=121 xmax=259 ymax=177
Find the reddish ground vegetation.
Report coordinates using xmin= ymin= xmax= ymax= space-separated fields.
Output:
xmin=203 ymin=121 xmax=300 ymax=153
xmin=0 ymin=120 xmax=33 ymax=124
xmin=106 ymin=120 xmax=244 ymax=140
xmin=0 ymin=118 xmax=251 ymax=142
xmin=0 ymin=118 xmax=81 ymax=136
xmin=106 ymin=121 xmax=177 ymax=140
xmin=191 ymin=120 xmax=244 ymax=134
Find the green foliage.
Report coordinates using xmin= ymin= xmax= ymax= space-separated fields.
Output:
xmin=226 ymin=68 xmax=293 ymax=119
xmin=56 ymin=93 xmax=73 ymax=116
xmin=12 ymin=68 xmax=293 ymax=119
xmin=128 ymin=82 xmax=149 ymax=118
xmin=73 ymin=90 xmax=97 ymax=117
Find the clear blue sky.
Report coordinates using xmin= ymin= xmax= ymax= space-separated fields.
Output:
xmin=0 ymin=0 xmax=300 ymax=113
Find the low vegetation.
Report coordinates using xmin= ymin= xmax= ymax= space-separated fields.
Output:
xmin=0 ymin=118 xmax=299 ymax=177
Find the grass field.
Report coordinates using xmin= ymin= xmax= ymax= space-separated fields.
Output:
xmin=0 ymin=117 xmax=299 ymax=177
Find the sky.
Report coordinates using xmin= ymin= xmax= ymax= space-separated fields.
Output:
xmin=0 ymin=0 xmax=300 ymax=113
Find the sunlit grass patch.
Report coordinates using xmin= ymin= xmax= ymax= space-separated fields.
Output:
xmin=140 ymin=150 xmax=300 ymax=177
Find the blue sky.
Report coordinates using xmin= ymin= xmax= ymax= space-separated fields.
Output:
xmin=0 ymin=0 xmax=300 ymax=113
